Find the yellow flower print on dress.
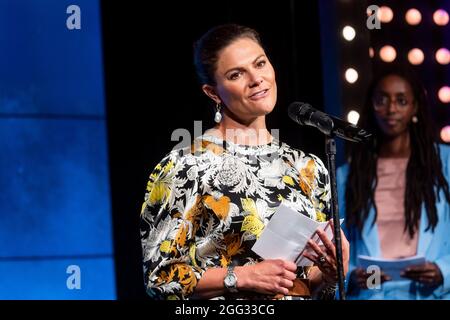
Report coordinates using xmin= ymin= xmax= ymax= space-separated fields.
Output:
xmin=241 ymin=215 xmax=265 ymax=238
xmin=159 ymin=240 xmax=171 ymax=253
xmin=157 ymin=263 xmax=198 ymax=296
xmin=146 ymin=160 xmax=175 ymax=206
xmin=189 ymin=243 xmax=202 ymax=272
xmin=315 ymin=211 xmax=327 ymax=222
xmin=148 ymin=182 xmax=171 ymax=205
xmin=240 ymin=198 xmax=265 ymax=238
xmin=204 ymin=195 xmax=231 ymax=220
xmin=299 ymin=159 xmax=316 ymax=197
xmin=174 ymin=223 xmax=188 ymax=248
xmin=282 ymin=175 xmax=295 ymax=186
xmin=175 ymin=264 xmax=198 ymax=295
xmin=220 ymin=233 xmax=244 ymax=267
xmin=185 ymin=196 xmax=206 ymax=236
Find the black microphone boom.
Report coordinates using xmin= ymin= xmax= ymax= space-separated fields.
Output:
xmin=288 ymin=102 xmax=372 ymax=143
xmin=288 ymin=101 xmax=364 ymax=299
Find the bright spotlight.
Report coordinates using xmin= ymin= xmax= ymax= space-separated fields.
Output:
xmin=441 ymin=126 xmax=450 ymax=143
xmin=345 ymin=68 xmax=358 ymax=84
xmin=347 ymin=110 xmax=360 ymax=125
xmin=408 ymin=48 xmax=424 ymax=65
xmin=342 ymin=26 xmax=356 ymax=41
xmin=405 ymin=9 xmax=422 ymax=25
xmin=433 ymin=9 xmax=449 ymax=26
xmin=378 ymin=6 xmax=394 ymax=23
xmin=380 ymin=45 xmax=397 ymax=62
xmin=438 ymin=86 xmax=450 ymax=103
xmin=436 ymin=48 xmax=450 ymax=65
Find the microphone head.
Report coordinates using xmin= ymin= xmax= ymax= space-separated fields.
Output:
xmin=288 ymin=101 xmax=372 ymax=142
xmin=288 ymin=102 xmax=314 ymax=125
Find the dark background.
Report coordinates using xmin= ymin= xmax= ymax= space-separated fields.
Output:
xmin=101 ymin=0 xmax=326 ymax=299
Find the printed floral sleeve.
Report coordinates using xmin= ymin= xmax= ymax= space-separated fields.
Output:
xmin=310 ymin=154 xmax=331 ymax=221
xmin=140 ymin=151 xmax=205 ymax=300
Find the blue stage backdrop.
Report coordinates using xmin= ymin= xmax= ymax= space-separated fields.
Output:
xmin=0 ymin=0 xmax=116 ymax=299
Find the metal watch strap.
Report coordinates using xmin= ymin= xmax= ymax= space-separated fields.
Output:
xmin=224 ymin=265 xmax=238 ymax=293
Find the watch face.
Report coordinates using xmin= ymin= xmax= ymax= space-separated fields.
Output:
xmin=224 ymin=274 xmax=236 ymax=287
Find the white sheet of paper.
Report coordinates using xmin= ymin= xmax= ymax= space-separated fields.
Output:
xmin=357 ymin=255 xmax=426 ymax=281
xmin=252 ymin=203 xmax=344 ymax=266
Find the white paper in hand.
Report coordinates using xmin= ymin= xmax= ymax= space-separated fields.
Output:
xmin=251 ymin=203 xmax=343 ymax=266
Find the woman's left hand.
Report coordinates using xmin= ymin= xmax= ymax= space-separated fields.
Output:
xmin=401 ymin=262 xmax=443 ymax=287
xmin=303 ymin=225 xmax=350 ymax=285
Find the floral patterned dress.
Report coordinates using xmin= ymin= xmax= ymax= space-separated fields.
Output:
xmin=140 ymin=134 xmax=332 ymax=300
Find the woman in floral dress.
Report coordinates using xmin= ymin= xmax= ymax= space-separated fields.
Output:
xmin=140 ymin=24 xmax=349 ymax=300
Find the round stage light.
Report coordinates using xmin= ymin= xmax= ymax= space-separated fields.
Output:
xmin=438 ymin=86 xmax=450 ymax=103
xmin=405 ymin=8 xmax=422 ymax=25
xmin=436 ymin=48 xmax=450 ymax=65
xmin=342 ymin=26 xmax=356 ymax=41
xmin=347 ymin=110 xmax=360 ymax=125
xmin=369 ymin=47 xmax=375 ymax=58
xmin=433 ymin=9 xmax=449 ymax=26
xmin=441 ymin=126 xmax=450 ymax=143
xmin=345 ymin=68 xmax=358 ymax=84
xmin=378 ymin=6 xmax=394 ymax=23
xmin=380 ymin=45 xmax=397 ymax=62
xmin=408 ymin=48 xmax=424 ymax=65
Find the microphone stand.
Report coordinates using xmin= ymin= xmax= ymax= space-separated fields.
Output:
xmin=287 ymin=101 xmax=373 ymax=300
xmin=325 ymin=136 xmax=346 ymax=300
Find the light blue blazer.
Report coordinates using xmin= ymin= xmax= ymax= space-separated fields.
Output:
xmin=337 ymin=144 xmax=450 ymax=299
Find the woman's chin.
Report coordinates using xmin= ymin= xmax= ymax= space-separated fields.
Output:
xmin=381 ymin=128 xmax=403 ymax=138
xmin=254 ymin=102 xmax=276 ymax=115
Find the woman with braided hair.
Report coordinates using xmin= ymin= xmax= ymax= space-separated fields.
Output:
xmin=337 ymin=64 xmax=450 ymax=299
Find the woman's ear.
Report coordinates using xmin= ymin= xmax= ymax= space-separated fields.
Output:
xmin=202 ymin=84 xmax=221 ymax=104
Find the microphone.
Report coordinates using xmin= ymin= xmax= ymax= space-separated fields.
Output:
xmin=288 ymin=102 xmax=372 ymax=143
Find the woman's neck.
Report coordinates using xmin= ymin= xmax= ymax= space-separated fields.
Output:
xmin=207 ymin=112 xmax=272 ymax=146
xmin=378 ymin=132 xmax=411 ymax=158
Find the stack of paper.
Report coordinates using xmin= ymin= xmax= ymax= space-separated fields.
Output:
xmin=252 ymin=203 xmax=343 ymax=266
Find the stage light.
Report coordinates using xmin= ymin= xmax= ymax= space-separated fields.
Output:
xmin=345 ymin=68 xmax=358 ymax=84
xmin=433 ymin=9 xmax=449 ymax=26
xmin=408 ymin=48 xmax=424 ymax=65
xmin=378 ymin=6 xmax=394 ymax=23
xmin=342 ymin=26 xmax=356 ymax=41
xmin=405 ymin=8 xmax=422 ymax=25
xmin=380 ymin=45 xmax=396 ymax=62
xmin=347 ymin=110 xmax=360 ymax=125
xmin=438 ymin=86 xmax=450 ymax=103
xmin=441 ymin=126 xmax=450 ymax=143
xmin=369 ymin=47 xmax=375 ymax=58
xmin=436 ymin=48 xmax=450 ymax=65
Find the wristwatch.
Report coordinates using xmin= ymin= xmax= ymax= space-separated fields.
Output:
xmin=224 ymin=265 xmax=238 ymax=293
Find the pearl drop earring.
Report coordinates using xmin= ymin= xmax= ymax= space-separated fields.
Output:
xmin=214 ymin=103 xmax=222 ymax=123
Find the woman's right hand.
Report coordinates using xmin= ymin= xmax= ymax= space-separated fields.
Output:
xmin=235 ymin=259 xmax=297 ymax=295
xmin=350 ymin=267 xmax=391 ymax=289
